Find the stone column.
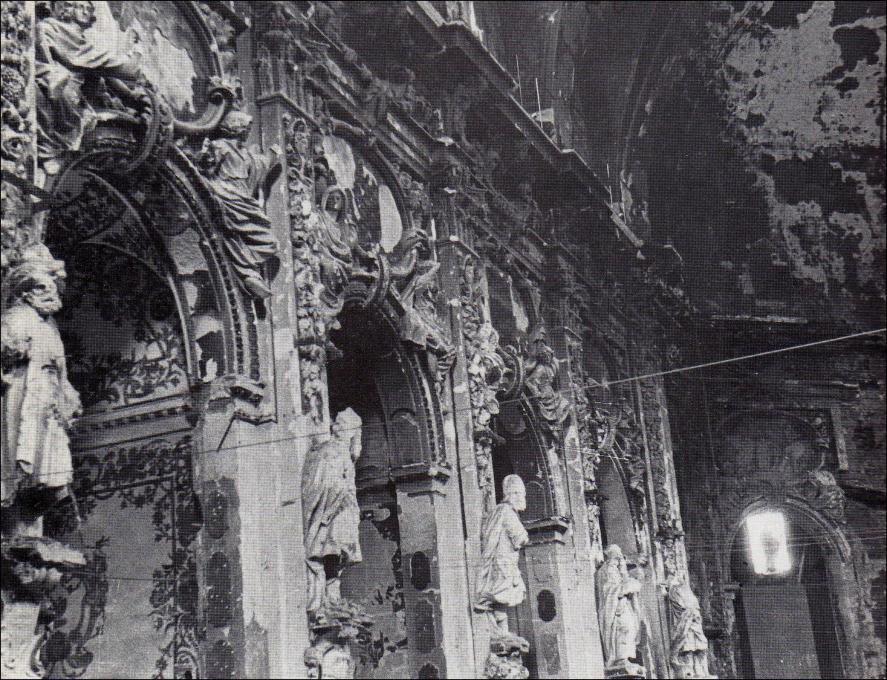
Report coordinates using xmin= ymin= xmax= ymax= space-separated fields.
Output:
xmin=632 ymin=343 xmax=715 ymax=679
xmin=432 ymin=159 xmax=498 ymax=676
xmin=538 ymin=248 xmax=608 ymax=678
xmin=185 ymin=20 xmax=316 ymax=677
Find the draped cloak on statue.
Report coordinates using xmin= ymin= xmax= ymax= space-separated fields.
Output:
xmin=1 ymin=305 xmax=81 ymax=505
xmin=36 ymin=12 xmax=141 ymax=155
xmin=475 ymin=501 xmax=529 ymax=611
xmin=595 ymin=557 xmax=642 ymax=667
xmin=301 ymin=433 xmax=362 ymax=568
xmin=204 ymin=138 xmax=280 ymax=298
xmin=668 ymin=581 xmax=709 ymax=665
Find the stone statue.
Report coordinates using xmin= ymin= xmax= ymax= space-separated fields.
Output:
xmin=595 ymin=545 xmax=646 ymax=677
xmin=667 ymin=580 xmax=715 ymax=679
xmin=304 ymin=638 xmax=355 ymax=680
xmin=35 ymin=0 xmax=145 ymax=162
xmin=524 ymin=325 xmax=570 ymax=433
xmin=1 ymin=244 xmax=81 ymax=524
xmin=475 ymin=474 xmax=530 ymax=678
xmin=475 ymin=474 xmax=529 ymax=638
xmin=196 ymin=110 xmax=282 ymax=299
xmin=302 ymin=407 xmax=363 ymax=623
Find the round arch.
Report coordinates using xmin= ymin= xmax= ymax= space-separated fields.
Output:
xmin=44 ymin=142 xmax=263 ymax=397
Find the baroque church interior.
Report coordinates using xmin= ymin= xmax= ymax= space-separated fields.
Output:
xmin=1 ymin=1 xmax=884 ymax=679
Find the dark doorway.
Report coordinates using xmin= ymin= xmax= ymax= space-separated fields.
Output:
xmin=732 ymin=509 xmax=845 ymax=679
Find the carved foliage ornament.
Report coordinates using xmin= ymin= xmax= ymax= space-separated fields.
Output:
xmin=715 ymin=410 xmax=847 ymax=526
xmin=33 ymin=0 xmax=240 ymax=178
xmin=284 ymin=111 xmax=451 ymax=422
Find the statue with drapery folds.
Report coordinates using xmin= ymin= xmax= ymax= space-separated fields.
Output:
xmin=475 ymin=474 xmax=530 ymax=633
xmin=301 ymin=408 xmax=364 ymax=624
xmin=1 ymin=244 xmax=81 ymax=531
xmin=194 ymin=110 xmax=283 ymax=299
xmin=668 ymin=580 xmax=715 ymax=679
xmin=524 ymin=325 xmax=570 ymax=434
xmin=595 ymin=544 xmax=646 ymax=677
xmin=35 ymin=0 xmax=147 ymax=165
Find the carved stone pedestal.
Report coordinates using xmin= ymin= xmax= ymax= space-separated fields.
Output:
xmin=604 ymin=659 xmax=647 ymax=679
xmin=304 ymin=603 xmax=372 ymax=679
xmin=484 ymin=634 xmax=530 ymax=679
xmin=1 ymin=536 xmax=86 ymax=679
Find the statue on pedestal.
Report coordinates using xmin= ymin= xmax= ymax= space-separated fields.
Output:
xmin=2 ymin=244 xmax=81 ymax=522
xmin=475 ymin=474 xmax=531 ymax=678
xmin=595 ymin=545 xmax=646 ymax=678
xmin=194 ymin=110 xmax=282 ymax=299
xmin=668 ymin=580 xmax=715 ymax=679
xmin=301 ymin=407 xmax=364 ymax=624
xmin=302 ymin=408 xmax=370 ymax=679
xmin=2 ymin=244 xmax=85 ymax=678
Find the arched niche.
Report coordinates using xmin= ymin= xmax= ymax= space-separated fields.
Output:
xmin=27 ymin=3 xmax=249 ymax=677
xmin=492 ymin=398 xmax=558 ymax=524
xmin=325 ymin=297 xmax=448 ymax=679
xmin=582 ymin=335 xmax=643 ymax=557
xmin=45 ymin=144 xmax=263 ymax=409
xmin=728 ymin=503 xmax=850 ymax=679
xmin=596 ymin=456 xmax=640 ymax=558
xmin=712 ymin=411 xmax=864 ymax=680
xmin=37 ymin=96 xmax=256 ymax=680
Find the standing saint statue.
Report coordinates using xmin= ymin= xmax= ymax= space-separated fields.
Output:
xmin=595 ymin=544 xmax=646 ymax=677
xmin=1 ymin=245 xmax=81 ymax=529
xmin=301 ymin=407 xmax=363 ymax=623
xmin=196 ymin=110 xmax=282 ymax=299
xmin=475 ymin=474 xmax=530 ymax=641
xmin=668 ymin=580 xmax=715 ymax=679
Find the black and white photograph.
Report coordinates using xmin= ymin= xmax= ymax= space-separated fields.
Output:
xmin=1 ymin=1 xmax=884 ymax=678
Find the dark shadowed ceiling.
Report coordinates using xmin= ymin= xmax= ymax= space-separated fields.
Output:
xmin=473 ymin=1 xmax=885 ymax=329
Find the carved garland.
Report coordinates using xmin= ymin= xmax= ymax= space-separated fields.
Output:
xmin=458 ymin=252 xmax=506 ymax=513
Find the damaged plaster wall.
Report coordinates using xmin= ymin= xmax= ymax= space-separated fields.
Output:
xmin=474 ymin=1 xmax=885 ymax=326
xmin=715 ymin=1 xmax=885 ymax=326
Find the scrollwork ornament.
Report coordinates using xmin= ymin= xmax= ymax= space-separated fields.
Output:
xmin=459 ymin=253 xmax=507 ymax=513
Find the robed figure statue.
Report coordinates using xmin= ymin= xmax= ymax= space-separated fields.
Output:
xmin=302 ymin=408 xmax=363 ymax=623
xmin=595 ymin=544 xmax=646 ymax=677
xmin=1 ymin=245 xmax=81 ymax=530
xmin=36 ymin=0 xmax=145 ymax=162
xmin=475 ymin=474 xmax=530 ymax=640
xmin=668 ymin=580 xmax=715 ymax=679
xmin=197 ymin=110 xmax=282 ymax=299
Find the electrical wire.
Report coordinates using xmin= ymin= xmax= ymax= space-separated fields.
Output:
xmin=3 ymin=327 xmax=883 ymax=485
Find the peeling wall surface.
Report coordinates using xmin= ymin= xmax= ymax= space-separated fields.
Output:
xmin=0 ymin=2 xmax=883 ymax=679
xmin=476 ymin=0 xmax=886 ymax=327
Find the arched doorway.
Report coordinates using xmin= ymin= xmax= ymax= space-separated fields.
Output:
xmin=731 ymin=505 xmax=845 ymax=679
xmin=326 ymin=302 xmax=448 ymax=679
xmin=714 ymin=411 xmax=858 ymax=680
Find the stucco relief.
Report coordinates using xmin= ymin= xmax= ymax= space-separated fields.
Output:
xmin=715 ymin=410 xmax=847 ymax=525
xmin=285 ymin=111 xmax=451 ymax=422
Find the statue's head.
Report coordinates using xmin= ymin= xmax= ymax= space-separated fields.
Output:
xmin=502 ymin=474 xmax=526 ymax=512
xmin=332 ymin=407 xmax=362 ymax=458
xmin=5 ymin=244 xmax=66 ymax=316
xmin=220 ymin=110 xmax=253 ymax=139
xmin=55 ymin=1 xmax=96 ymax=27
xmin=603 ymin=544 xmax=624 ymax=564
